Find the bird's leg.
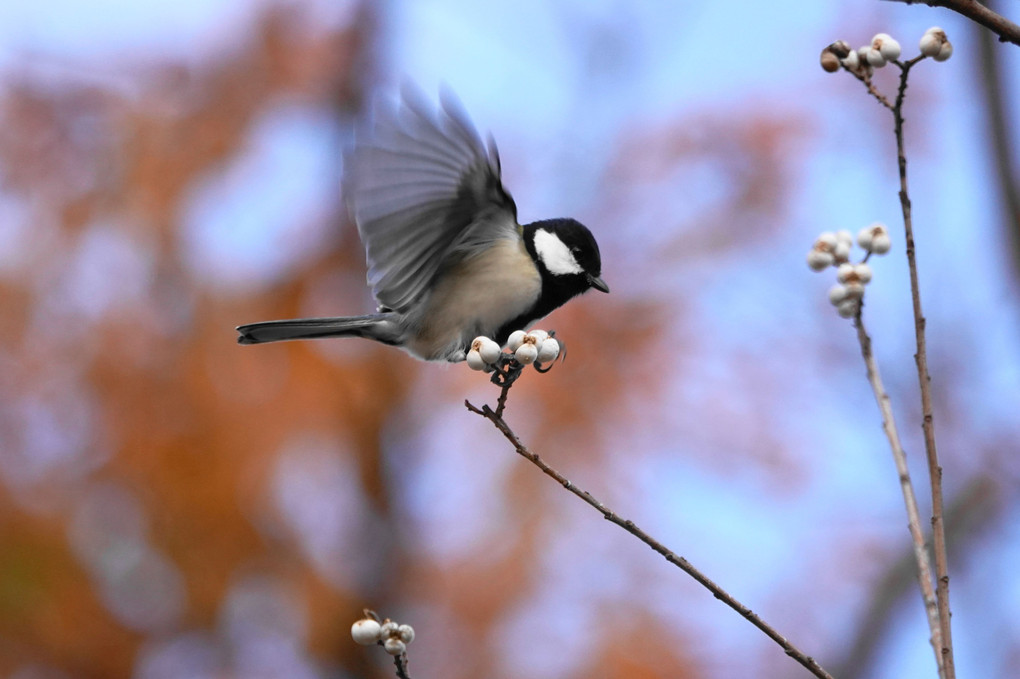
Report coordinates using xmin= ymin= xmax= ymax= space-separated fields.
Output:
xmin=489 ymin=354 xmax=524 ymax=387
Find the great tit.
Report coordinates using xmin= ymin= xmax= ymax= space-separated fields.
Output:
xmin=236 ymin=87 xmax=608 ymax=362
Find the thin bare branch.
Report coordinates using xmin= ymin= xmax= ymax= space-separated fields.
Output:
xmin=887 ymin=0 xmax=1020 ymax=46
xmin=887 ymin=57 xmax=956 ymax=679
xmin=466 ymin=387 xmax=835 ymax=679
xmin=832 ymin=476 xmax=1001 ymax=678
xmin=853 ymin=310 xmax=944 ymax=677
xmin=839 ymin=51 xmax=956 ymax=678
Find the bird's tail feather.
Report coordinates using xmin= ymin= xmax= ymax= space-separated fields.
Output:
xmin=236 ymin=314 xmax=393 ymax=345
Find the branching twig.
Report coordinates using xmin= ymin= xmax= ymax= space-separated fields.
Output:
xmin=888 ymin=57 xmax=956 ymax=679
xmin=853 ymin=310 xmax=944 ymax=677
xmin=855 ymin=55 xmax=956 ymax=678
xmin=887 ymin=0 xmax=1020 ymax=47
xmin=466 ymin=383 xmax=835 ymax=679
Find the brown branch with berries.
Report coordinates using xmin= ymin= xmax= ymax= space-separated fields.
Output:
xmin=351 ymin=610 xmax=415 ymax=679
xmin=464 ymin=366 xmax=835 ymax=679
xmin=816 ymin=29 xmax=957 ymax=679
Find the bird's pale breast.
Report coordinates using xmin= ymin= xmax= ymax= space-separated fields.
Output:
xmin=409 ymin=238 xmax=541 ymax=360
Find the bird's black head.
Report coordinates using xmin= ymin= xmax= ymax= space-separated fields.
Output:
xmin=523 ymin=218 xmax=609 ymax=312
xmin=490 ymin=218 xmax=607 ymax=345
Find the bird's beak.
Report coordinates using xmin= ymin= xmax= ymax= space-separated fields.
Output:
xmin=587 ymin=274 xmax=610 ymax=293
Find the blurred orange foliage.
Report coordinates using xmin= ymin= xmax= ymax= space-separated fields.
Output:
xmin=0 ymin=3 xmax=837 ymax=678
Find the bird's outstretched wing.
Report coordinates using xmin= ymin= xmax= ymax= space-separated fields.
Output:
xmin=344 ymin=85 xmax=519 ymax=314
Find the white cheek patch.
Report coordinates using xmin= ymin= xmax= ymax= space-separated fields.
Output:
xmin=534 ymin=229 xmax=583 ymax=275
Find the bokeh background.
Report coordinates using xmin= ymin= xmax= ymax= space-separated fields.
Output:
xmin=2 ymin=1 xmax=1019 ymax=678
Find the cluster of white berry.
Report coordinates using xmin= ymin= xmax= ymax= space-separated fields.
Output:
xmin=351 ymin=616 xmax=415 ymax=656
xmin=807 ymin=224 xmax=891 ymax=318
xmin=820 ymin=28 xmax=952 ymax=74
xmin=466 ymin=329 xmax=561 ymax=372
xmin=919 ymin=27 xmax=953 ymax=61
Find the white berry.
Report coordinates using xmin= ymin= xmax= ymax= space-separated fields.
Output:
xmin=506 ymin=330 xmax=527 ymax=352
xmin=807 ymin=249 xmax=835 ymax=271
xmin=920 ymin=27 xmax=951 ymax=61
xmin=828 ymin=284 xmax=850 ymax=305
xmin=881 ymin=38 xmax=901 ymax=61
xmin=807 ymin=232 xmax=841 ymax=271
xmin=856 ymin=228 xmax=874 ymax=250
xmin=527 ymin=329 xmax=549 ymax=344
xmin=466 ymin=350 xmax=487 ymax=371
xmin=844 ymin=282 xmax=865 ymax=299
xmin=397 ymin=624 xmax=415 ymax=644
xmin=919 ymin=32 xmax=941 ymax=58
xmin=384 ymin=638 xmax=406 ymax=656
xmin=352 ymin=619 xmax=382 ymax=646
xmin=817 ymin=232 xmax=837 ymax=248
xmin=833 ymin=239 xmax=851 ymax=264
xmin=537 ymin=338 xmax=561 ymax=363
xmin=472 ymin=336 xmax=502 ymax=364
xmin=870 ymin=233 xmax=892 ymax=254
xmin=857 ymin=223 xmax=890 ymax=253
xmin=872 ymin=33 xmax=901 ymax=61
xmin=515 ymin=343 xmax=538 ymax=365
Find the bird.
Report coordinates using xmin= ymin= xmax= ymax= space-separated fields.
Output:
xmin=236 ymin=86 xmax=608 ymax=362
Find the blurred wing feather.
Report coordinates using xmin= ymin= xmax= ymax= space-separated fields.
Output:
xmin=345 ymin=85 xmax=519 ymax=313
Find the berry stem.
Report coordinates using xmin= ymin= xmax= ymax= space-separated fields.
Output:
xmin=392 ymin=652 xmax=411 ymax=679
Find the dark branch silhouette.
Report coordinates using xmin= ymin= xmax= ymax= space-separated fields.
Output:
xmin=888 ymin=0 xmax=1020 ymax=46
